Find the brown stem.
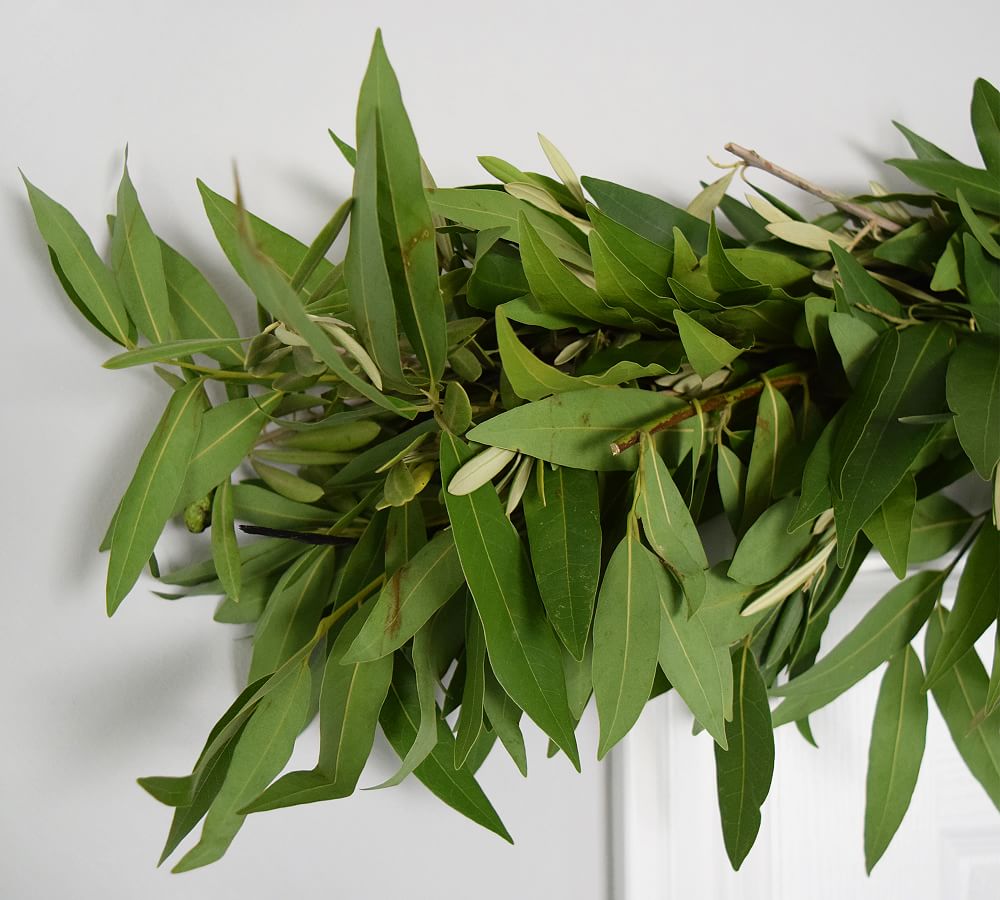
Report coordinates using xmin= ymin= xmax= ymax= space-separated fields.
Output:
xmin=724 ymin=143 xmax=902 ymax=234
xmin=609 ymin=373 xmax=808 ymax=455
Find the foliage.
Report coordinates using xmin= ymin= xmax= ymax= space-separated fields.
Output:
xmin=24 ymin=31 xmax=1000 ymax=874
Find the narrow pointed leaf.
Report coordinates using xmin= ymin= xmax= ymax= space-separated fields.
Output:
xmin=440 ymin=433 xmax=579 ymax=768
xmin=638 ymin=436 xmax=708 ymax=575
xmin=23 ymin=176 xmax=132 ymax=345
xmin=674 ymin=310 xmax=742 ymax=378
xmin=925 ymin=527 xmax=1000 ymax=688
xmin=715 ymin=644 xmax=774 ymax=870
xmin=455 ymin=600 xmax=488 ymax=768
xmin=862 ymin=473 xmax=917 ymax=579
xmin=864 ymin=646 xmax=927 ymax=873
xmin=925 ymin=606 xmax=1000 ymax=811
xmin=380 ymin=655 xmax=512 ymax=841
xmin=107 ymin=379 xmax=205 ymax=613
xmin=344 ymin=529 xmax=465 ymax=662
xmin=771 ymin=570 xmax=944 ymax=726
xmin=211 ymin=479 xmax=241 ymax=602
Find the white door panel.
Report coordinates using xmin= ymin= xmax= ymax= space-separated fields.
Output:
xmin=613 ymin=559 xmax=1000 ymax=900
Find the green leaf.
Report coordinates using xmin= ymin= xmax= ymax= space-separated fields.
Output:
xmin=344 ymin=529 xmax=465 ymax=662
xmin=588 ymin=227 xmax=672 ymax=322
xmin=107 ymin=379 xmax=205 ymax=614
xmin=355 ymin=33 xmax=447 ymax=383
xmin=714 ymin=644 xmax=774 ymax=870
xmin=831 ymin=325 xmax=954 ymax=559
xmin=466 ymin=387 xmax=684 ymax=472
xmin=963 ymin=234 xmax=1000 ymax=336
xmin=925 ymin=605 xmax=1000 ymax=811
xmin=830 ymin=244 xmax=902 ymax=321
xmin=908 ymin=494 xmax=975 ymax=564
xmin=522 ymin=465 xmax=601 ymax=660
xmin=234 ymin=214 xmax=412 ymax=417
xmin=455 ymin=599 xmax=488 ymax=768
xmin=729 ymin=497 xmax=812 ymax=586
xmin=956 ymin=191 xmax=1000 ymax=260
xmin=688 ymin=172 xmax=735 ymax=222
xmin=864 ymin=646 xmax=928 ymax=873
xmin=674 ymin=310 xmax=743 ymax=378
xmin=482 ymin=666 xmax=528 ymax=776
xmin=241 ymin=602 xmax=393 ymax=811
xmin=442 ymin=381 xmax=472 ymax=434
xmin=495 ymin=309 xmax=667 ymax=401
xmin=887 ymin=157 xmax=1000 ymax=216
xmin=972 ymin=78 xmax=1000 ymax=173
xmin=771 ymin=570 xmax=944 ymax=726
xmin=379 ymin=654 xmax=512 ymax=840
xmin=892 ymin=121 xmax=957 ymax=162
xmin=247 ymin=545 xmax=336 ymax=682
xmin=517 ymin=214 xmax=637 ymax=329
xmin=588 ymin=204 xmax=673 ymax=294
xmin=384 ymin=500 xmax=427 ymax=576
xmin=231 ymin=483 xmax=331 ymax=531
xmin=716 ymin=443 xmax=747 ymax=533
xmin=103 ymin=337 xmax=245 ymax=369
xmin=110 ymin=161 xmax=174 ymax=344
xmin=159 ymin=241 xmax=241 ymax=364
xmin=581 ymin=176 xmax=729 ymax=254
xmin=788 ymin=411 xmax=839 ymax=532
xmin=344 ymin=116 xmax=405 ymax=384
xmin=925 ymin=527 xmax=1000 ymax=688
xmin=371 ymin=623 xmax=439 ymax=788
xmin=172 ymin=661 xmax=312 ymax=872
xmin=862 ymin=473 xmax=917 ymax=579
xmin=706 ymin=216 xmax=758 ymax=292
xmin=592 ymin=527 xmax=662 ymax=758
xmin=22 ymin=175 xmax=133 ymax=345
xmin=947 ymin=336 xmax=1000 ymax=480
xmin=175 ymin=393 xmax=281 ymax=510
xmin=211 ymin=479 xmax=241 ymax=602
xmin=440 ymin=433 xmax=579 ymax=768
xmin=656 ymin=564 xmax=732 ymax=748
xmin=742 ymin=376 xmax=796 ymax=534
xmin=198 ymin=180 xmax=335 ymax=295
xmin=637 ymin=435 xmax=708 ymax=575
xmin=828 ymin=312 xmax=879 ymax=387
xmin=251 ymin=459 xmax=324 ymax=504
xmin=428 ymin=187 xmax=591 ymax=270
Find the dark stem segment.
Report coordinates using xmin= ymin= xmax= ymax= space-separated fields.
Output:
xmin=610 ymin=373 xmax=809 ymax=456
xmin=724 ymin=142 xmax=902 ymax=234
xmin=238 ymin=524 xmax=353 ymax=545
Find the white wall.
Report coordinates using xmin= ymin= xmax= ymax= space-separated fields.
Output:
xmin=2 ymin=1 xmax=997 ymax=898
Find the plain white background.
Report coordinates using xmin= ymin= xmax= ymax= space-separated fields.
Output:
xmin=2 ymin=1 xmax=999 ymax=897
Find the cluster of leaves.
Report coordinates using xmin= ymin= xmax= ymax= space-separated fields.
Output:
xmin=24 ymin=30 xmax=1000 ymax=874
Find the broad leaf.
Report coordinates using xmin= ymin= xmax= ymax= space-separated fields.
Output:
xmin=674 ymin=310 xmax=743 ymax=378
xmin=440 ymin=433 xmax=580 ymax=767
xmin=466 ymin=387 xmax=685 ymax=472
xmin=947 ymin=336 xmax=1000 ymax=480
xmin=862 ymin=473 xmax=917 ymax=579
xmin=522 ymin=465 xmax=601 ymax=660
xmin=592 ymin=528 xmax=661 ymax=758
xmin=729 ymin=496 xmax=812 ymax=586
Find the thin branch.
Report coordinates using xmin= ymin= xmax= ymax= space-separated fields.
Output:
xmin=609 ymin=372 xmax=809 ymax=455
xmin=724 ymin=142 xmax=902 ymax=234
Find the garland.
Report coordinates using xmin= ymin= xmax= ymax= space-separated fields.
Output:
xmin=24 ymin=30 xmax=1000 ymax=874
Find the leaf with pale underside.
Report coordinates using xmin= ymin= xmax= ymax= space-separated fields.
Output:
xmin=592 ymin=528 xmax=662 ymax=758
